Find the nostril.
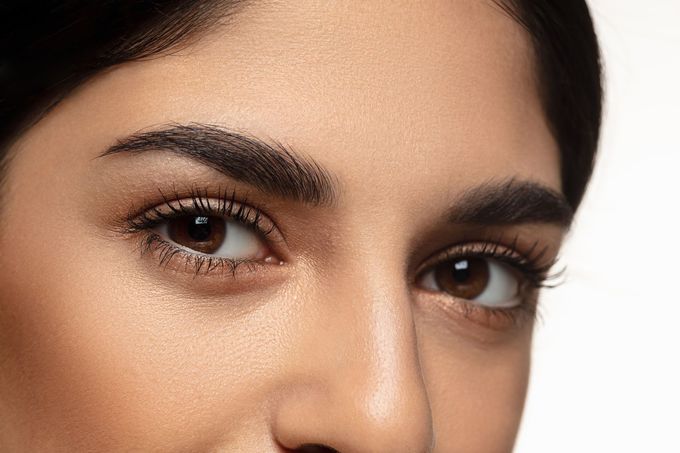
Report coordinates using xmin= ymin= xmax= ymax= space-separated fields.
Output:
xmin=295 ymin=444 xmax=339 ymax=453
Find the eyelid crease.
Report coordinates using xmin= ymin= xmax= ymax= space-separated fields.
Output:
xmin=139 ymin=233 xmax=269 ymax=279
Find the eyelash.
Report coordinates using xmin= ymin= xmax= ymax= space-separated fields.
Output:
xmin=124 ymin=186 xmax=277 ymax=277
xmin=418 ymin=238 xmax=562 ymax=327
xmin=122 ymin=187 xmax=561 ymax=327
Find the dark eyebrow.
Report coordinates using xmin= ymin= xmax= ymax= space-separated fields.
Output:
xmin=449 ymin=179 xmax=574 ymax=227
xmin=100 ymin=123 xmax=338 ymax=206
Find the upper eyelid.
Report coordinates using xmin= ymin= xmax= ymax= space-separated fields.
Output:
xmin=415 ymin=240 xmax=556 ymax=286
xmin=125 ymin=191 xmax=285 ymax=245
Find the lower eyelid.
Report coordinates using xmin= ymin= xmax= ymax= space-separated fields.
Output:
xmin=149 ymin=235 xmax=256 ymax=269
xmin=414 ymin=286 xmax=539 ymax=332
xmin=131 ymin=232 xmax=290 ymax=294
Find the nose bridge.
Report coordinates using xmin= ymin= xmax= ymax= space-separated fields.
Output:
xmin=356 ymin=280 xmax=426 ymax=426
xmin=273 ymin=252 xmax=434 ymax=453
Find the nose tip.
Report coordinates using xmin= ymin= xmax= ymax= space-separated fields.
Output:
xmin=274 ymin=372 xmax=434 ymax=453
xmin=272 ymin=296 xmax=434 ymax=453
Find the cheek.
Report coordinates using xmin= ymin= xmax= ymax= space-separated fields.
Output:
xmin=0 ymin=208 xmax=290 ymax=450
xmin=416 ymin=316 xmax=532 ymax=451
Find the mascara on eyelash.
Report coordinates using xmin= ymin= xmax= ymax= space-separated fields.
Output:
xmin=416 ymin=236 xmax=563 ymax=328
xmin=430 ymin=238 xmax=562 ymax=290
xmin=124 ymin=186 xmax=273 ymax=235
xmin=121 ymin=185 xmax=281 ymax=277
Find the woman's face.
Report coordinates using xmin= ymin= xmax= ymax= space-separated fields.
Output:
xmin=0 ymin=1 xmax=567 ymax=451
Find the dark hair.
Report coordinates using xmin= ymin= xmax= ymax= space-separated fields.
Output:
xmin=494 ymin=1 xmax=603 ymax=210
xmin=0 ymin=0 xmax=602 ymax=209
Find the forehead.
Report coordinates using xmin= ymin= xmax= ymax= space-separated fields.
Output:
xmin=37 ymin=0 xmax=560 ymax=201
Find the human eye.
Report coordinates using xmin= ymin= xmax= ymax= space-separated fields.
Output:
xmin=122 ymin=186 xmax=285 ymax=278
xmin=416 ymin=240 xmax=557 ymax=330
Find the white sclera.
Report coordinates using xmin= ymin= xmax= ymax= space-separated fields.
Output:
xmin=474 ymin=260 xmax=520 ymax=308
xmin=212 ymin=220 xmax=262 ymax=259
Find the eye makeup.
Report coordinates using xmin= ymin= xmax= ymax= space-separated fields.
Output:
xmin=112 ymin=179 xmax=561 ymax=332
xmin=414 ymin=236 xmax=562 ymax=331
xmin=121 ymin=185 xmax=287 ymax=279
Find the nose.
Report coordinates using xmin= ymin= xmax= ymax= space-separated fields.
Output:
xmin=272 ymin=266 xmax=434 ymax=453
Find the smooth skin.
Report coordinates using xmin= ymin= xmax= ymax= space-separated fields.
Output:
xmin=0 ymin=0 xmax=565 ymax=451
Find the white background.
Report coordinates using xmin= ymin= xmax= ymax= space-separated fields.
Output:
xmin=515 ymin=1 xmax=680 ymax=452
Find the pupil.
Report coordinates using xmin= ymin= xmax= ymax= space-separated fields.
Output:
xmin=187 ymin=216 xmax=212 ymax=242
xmin=452 ymin=259 xmax=471 ymax=282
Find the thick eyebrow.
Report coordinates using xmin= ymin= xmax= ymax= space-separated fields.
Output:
xmin=99 ymin=123 xmax=338 ymax=206
xmin=449 ymin=179 xmax=574 ymax=227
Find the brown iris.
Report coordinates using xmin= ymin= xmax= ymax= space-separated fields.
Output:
xmin=433 ymin=257 xmax=490 ymax=300
xmin=167 ymin=216 xmax=226 ymax=254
